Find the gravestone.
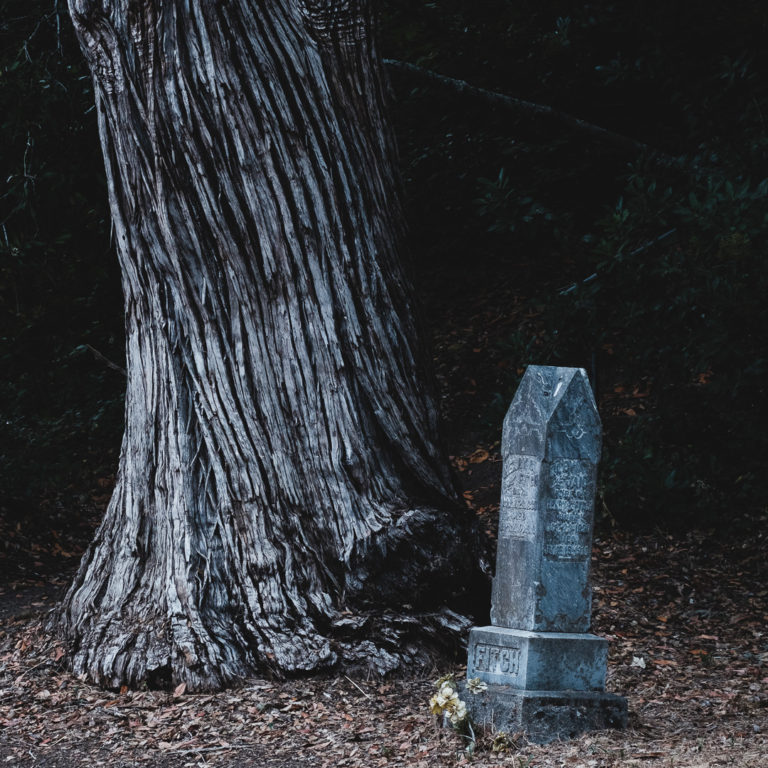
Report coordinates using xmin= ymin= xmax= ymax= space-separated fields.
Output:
xmin=463 ymin=366 xmax=627 ymax=743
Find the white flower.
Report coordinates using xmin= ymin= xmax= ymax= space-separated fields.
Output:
xmin=448 ymin=700 xmax=468 ymax=725
xmin=439 ymin=681 xmax=457 ymax=698
xmin=429 ymin=674 xmax=470 ymax=729
xmin=466 ymin=677 xmax=488 ymax=694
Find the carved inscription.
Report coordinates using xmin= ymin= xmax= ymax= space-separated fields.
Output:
xmin=473 ymin=643 xmax=521 ymax=676
xmin=498 ymin=455 xmax=539 ymax=539
xmin=543 ymin=459 xmax=593 ymax=561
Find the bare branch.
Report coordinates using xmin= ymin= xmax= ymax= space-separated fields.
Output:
xmin=83 ymin=344 xmax=126 ymax=376
xmin=384 ymin=59 xmax=705 ymax=175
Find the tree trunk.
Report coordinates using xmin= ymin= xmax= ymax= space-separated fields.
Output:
xmin=53 ymin=0 xmax=472 ymax=690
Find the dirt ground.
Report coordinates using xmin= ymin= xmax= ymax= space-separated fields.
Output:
xmin=1 ymin=266 xmax=766 ymax=767
xmin=1 ymin=509 xmax=766 ymax=767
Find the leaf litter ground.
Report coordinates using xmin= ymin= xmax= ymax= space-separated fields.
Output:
xmin=1 ymin=522 xmax=766 ymax=767
xmin=1 ymin=271 xmax=767 ymax=767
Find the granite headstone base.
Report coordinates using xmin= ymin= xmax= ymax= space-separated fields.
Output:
xmin=467 ymin=626 xmax=608 ymax=691
xmin=459 ymin=684 xmax=628 ymax=744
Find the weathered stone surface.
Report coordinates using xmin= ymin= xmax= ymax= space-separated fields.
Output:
xmin=465 ymin=366 xmax=627 ymax=742
xmin=466 ymin=626 xmax=607 ymax=691
xmin=491 ymin=366 xmax=601 ymax=633
xmin=460 ymin=683 xmax=628 ymax=745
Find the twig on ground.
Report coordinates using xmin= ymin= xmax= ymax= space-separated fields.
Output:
xmin=13 ymin=656 xmax=52 ymax=683
xmin=344 ymin=675 xmax=373 ymax=700
xmin=174 ymin=746 xmax=251 ymax=755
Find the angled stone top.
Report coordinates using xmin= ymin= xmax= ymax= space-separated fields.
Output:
xmin=502 ymin=366 xmax=601 ymax=462
xmin=492 ymin=365 xmax=602 ymax=633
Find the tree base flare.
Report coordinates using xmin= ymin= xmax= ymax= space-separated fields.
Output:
xmin=51 ymin=605 xmax=473 ymax=690
xmin=50 ymin=499 xmax=478 ymax=690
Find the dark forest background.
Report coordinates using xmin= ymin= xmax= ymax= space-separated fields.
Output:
xmin=1 ymin=0 xmax=766 ymax=544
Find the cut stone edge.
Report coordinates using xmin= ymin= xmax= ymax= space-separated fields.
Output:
xmin=459 ymin=683 xmax=628 ymax=745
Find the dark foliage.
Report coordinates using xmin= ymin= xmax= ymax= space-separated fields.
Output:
xmin=0 ymin=1 xmax=123 ymax=519
xmin=383 ymin=0 xmax=768 ymax=527
xmin=2 ymin=0 xmax=766 ymax=529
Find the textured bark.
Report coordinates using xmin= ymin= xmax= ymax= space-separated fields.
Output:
xmin=53 ymin=0 xmax=472 ymax=690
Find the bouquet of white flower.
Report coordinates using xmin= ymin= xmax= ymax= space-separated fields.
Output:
xmin=428 ymin=675 xmax=481 ymax=754
xmin=429 ymin=680 xmax=468 ymax=726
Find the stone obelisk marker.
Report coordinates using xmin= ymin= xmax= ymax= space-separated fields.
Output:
xmin=465 ymin=366 xmax=627 ymax=743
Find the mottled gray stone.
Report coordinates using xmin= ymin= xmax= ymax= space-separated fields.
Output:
xmin=492 ymin=366 xmax=600 ymax=632
xmin=466 ymin=626 xmax=607 ymax=691
xmin=459 ymin=683 xmax=628 ymax=745
xmin=465 ymin=366 xmax=627 ymax=742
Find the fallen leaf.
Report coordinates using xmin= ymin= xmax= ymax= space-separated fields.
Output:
xmin=468 ymin=449 xmax=489 ymax=464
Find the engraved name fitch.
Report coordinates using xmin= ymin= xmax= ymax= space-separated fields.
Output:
xmin=473 ymin=643 xmax=521 ymax=676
